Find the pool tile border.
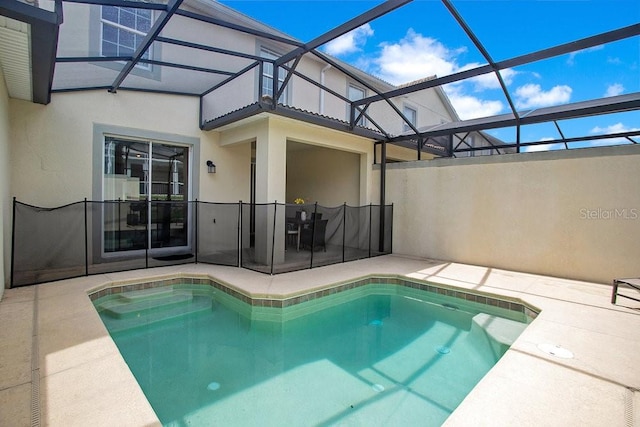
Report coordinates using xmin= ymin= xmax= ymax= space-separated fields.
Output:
xmin=88 ymin=274 xmax=540 ymax=320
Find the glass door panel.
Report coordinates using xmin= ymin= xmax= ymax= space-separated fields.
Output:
xmin=103 ymin=138 xmax=149 ymax=252
xmin=149 ymin=143 xmax=189 ymax=249
xmin=103 ymin=137 xmax=190 ymax=254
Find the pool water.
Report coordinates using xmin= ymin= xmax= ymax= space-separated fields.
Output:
xmin=94 ymin=284 xmax=528 ymax=426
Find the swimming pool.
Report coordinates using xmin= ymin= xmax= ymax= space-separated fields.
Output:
xmin=92 ymin=277 xmax=536 ymax=426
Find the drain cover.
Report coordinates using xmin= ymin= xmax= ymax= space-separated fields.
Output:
xmin=436 ymin=346 xmax=451 ymax=355
xmin=537 ymin=343 xmax=574 ymax=359
xmin=372 ymin=384 xmax=385 ymax=393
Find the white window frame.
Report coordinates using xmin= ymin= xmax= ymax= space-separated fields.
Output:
xmin=260 ymin=47 xmax=288 ymax=103
xmin=100 ymin=6 xmax=153 ymax=71
xmin=347 ymin=84 xmax=366 ymax=126
xmin=403 ymin=105 xmax=417 ymax=132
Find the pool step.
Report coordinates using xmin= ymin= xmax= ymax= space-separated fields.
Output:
xmin=472 ymin=313 xmax=528 ymax=347
xmin=120 ymin=286 xmax=175 ymax=301
xmin=98 ymin=287 xmax=214 ymax=332
xmin=103 ymin=292 xmax=194 ymax=319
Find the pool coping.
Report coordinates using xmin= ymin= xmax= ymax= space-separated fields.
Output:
xmin=87 ymin=273 xmax=540 ymax=322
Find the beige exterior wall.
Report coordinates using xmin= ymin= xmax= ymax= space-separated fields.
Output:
xmin=9 ymin=90 xmax=250 ymax=207
xmin=220 ymin=115 xmax=374 ymax=206
xmin=5 ymin=88 xmax=372 ymax=278
xmin=380 ymin=145 xmax=640 ymax=284
xmin=306 ymin=65 xmax=454 ymax=137
xmin=277 ymin=117 xmax=373 ymax=206
xmin=0 ymin=68 xmax=9 ymax=291
xmin=287 ymin=143 xmax=360 ymax=207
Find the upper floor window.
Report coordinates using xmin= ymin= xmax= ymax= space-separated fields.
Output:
xmin=348 ymin=84 xmax=366 ymax=126
xmin=260 ymin=48 xmax=288 ymax=103
xmin=101 ymin=6 xmax=152 ymax=69
xmin=403 ymin=106 xmax=417 ymax=132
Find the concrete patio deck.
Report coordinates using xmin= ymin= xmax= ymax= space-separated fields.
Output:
xmin=1 ymin=255 xmax=638 ymax=426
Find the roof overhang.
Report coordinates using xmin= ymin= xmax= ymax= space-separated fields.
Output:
xmin=202 ymin=99 xmax=386 ymax=140
xmin=0 ymin=0 xmax=61 ymax=104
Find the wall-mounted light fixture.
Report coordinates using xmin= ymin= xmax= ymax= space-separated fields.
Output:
xmin=206 ymin=160 xmax=216 ymax=174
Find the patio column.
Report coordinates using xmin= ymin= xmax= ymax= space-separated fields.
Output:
xmin=254 ymin=118 xmax=287 ymax=265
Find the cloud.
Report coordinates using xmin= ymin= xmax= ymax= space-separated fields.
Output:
xmin=470 ymin=68 xmax=518 ymax=91
xmin=590 ymin=122 xmax=638 ymax=134
xmin=587 ymin=122 xmax=639 ymax=147
xmin=370 ymin=29 xmax=508 ymax=119
xmin=566 ymin=45 xmax=604 ymax=65
xmin=374 ymin=29 xmax=462 ymax=85
xmin=514 ymin=83 xmax=572 ymax=109
xmin=372 ymin=28 xmax=517 ymax=90
xmin=444 ymin=85 xmax=504 ymax=120
xmin=604 ymin=83 xmax=624 ymax=97
xmin=324 ymin=24 xmax=374 ymax=56
xmin=522 ymin=138 xmax=565 ymax=153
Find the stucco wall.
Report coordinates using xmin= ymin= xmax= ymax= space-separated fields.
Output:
xmin=220 ymin=115 xmax=374 ymax=206
xmin=9 ymin=90 xmax=250 ymax=207
xmin=381 ymin=145 xmax=640 ymax=284
xmin=286 ymin=144 xmax=360 ymax=206
xmin=0 ymin=69 xmax=9 ymax=291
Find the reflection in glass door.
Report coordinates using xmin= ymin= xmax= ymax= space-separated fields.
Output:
xmin=150 ymin=143 xmax=188 ymax=249
xmin=103 ymin=137 xmax=189 ymax=254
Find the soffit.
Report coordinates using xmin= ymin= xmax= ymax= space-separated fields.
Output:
xmin=0 ymin=16 xmax=32 ymax=101
xmin=0 ymin=0 xmax=59 ymax=104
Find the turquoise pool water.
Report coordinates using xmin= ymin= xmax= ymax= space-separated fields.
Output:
xmin=94 ymin=284 xmax=529 ymax=426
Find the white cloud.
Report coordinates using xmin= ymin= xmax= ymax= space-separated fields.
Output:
xmin=587 ymin=122 xmax=639 ymax=147
xmin=523 ymin=140 xmax=566 ymax=153
xmin=604 ymin=83 xmax=624 ymax=97
xmin=372 ymin=28 xmax=518 ymax=90
xmin=370 ymin=29 xmax=507 ymax=119
xmin=590 ymin=122 xmax=638 ymax=134
xmin=324 ymin=24 xmax=374 ymax=56
xmin=374 ymin=29 xmax=462 ymax=85
xmin=444 ymin=85 xmax=504 ymax=120
xmin=466 ymin=67 xmax=518 ymax=91
xmin=566 ymin=45 xmax=604 ymax=65
xmin=514 ymin=83 xmax=572 ymax=109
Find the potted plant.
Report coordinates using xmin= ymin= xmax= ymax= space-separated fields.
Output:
xmin=294 ymin=198 xmax=306 ymax=221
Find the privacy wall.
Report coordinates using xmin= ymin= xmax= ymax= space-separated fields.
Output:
xmin=383 ymin=145 xmax=640 ymax=284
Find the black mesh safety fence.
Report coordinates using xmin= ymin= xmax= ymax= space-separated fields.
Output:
xmin=10 ymin=199 xmax=392 ymax=287
xmin=12 ymin=201 xmax=87 ymax=286
xmin=197 ymin=202 xmax=240 ymax=267
xmin=343 ymin=205 xmax=371 ymax=262
xmin=146 ymin=201 xmax=197 ymax=269
xmin=89 ymin=200 xmax=148 ymax=275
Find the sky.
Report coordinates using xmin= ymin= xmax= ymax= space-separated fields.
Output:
xmin=220 ymin=0 xmax=640 ymax=151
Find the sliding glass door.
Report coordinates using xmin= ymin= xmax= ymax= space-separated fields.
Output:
xmin=103 ymin=136 xmax=190 ymax=254
xmin=149 ymin=143 xmax=188 ymax=249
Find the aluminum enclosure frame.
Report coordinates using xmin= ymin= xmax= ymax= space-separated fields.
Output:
xmin=7 ymin=0 xmax=634 ymax=157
